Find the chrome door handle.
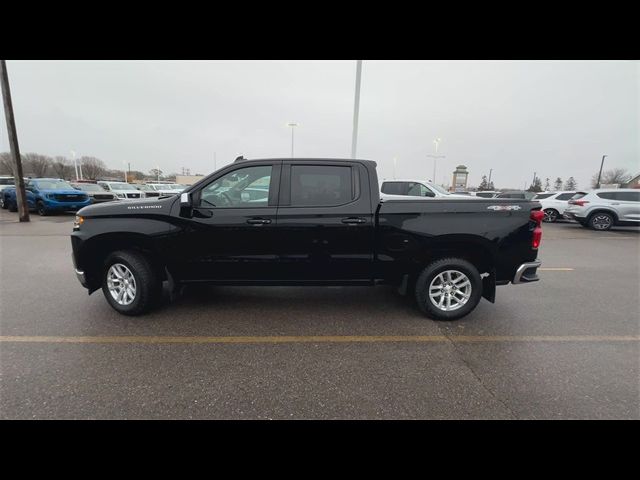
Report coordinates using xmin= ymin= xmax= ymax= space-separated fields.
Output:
xmin=246 ymin=218 xmax=271 ymax=225
xmin=341 ymin=217 xmax=366 ymax=224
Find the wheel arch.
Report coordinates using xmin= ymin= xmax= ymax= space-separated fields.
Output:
xmin=79 ymin=232 xmax=167 ymax=291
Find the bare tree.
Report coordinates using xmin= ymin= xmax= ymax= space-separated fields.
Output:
xmin=51 ymin=156 xmax=72 ymax=179
xmin=80 ymin=156 xmax=107 ymax=180
xmin=0 ymin=152 xmax=15 ymax=175
xmin=23 ymin=153 xmax=52 ymax=177
xmin=591 ymin=168 xmax=632 ymax=187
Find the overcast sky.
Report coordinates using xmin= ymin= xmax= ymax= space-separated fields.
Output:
xmin=1 ymin=60 xmax=638 ymax=189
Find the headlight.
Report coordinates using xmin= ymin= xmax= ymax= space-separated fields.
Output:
xmin=115 ymin=193 xmax=126 ymax=198
xmin=73 ymin=215 xmax=84 ymax=230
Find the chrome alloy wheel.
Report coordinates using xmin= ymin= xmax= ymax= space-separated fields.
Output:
xmin=543 ymin=209 xmax=558 ymax=222
xmin=106 ymin=263 xmax=137 ymax=306
xmin=428 ymin=270 xmax=472 ymax=312
xmin=592 ymin=214 xmax=612 ymax=230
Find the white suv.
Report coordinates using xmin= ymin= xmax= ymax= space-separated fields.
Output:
xmin=563 ymin=189 xmax=640 ymax=230
xmin=533 ymin=191 xmax=576 ymax=223
xmin=97 ymin=181 xmax=146 ymax=200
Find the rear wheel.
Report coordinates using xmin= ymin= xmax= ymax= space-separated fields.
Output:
xmin=414 ymin=258 xmax=482 ymax=321
xmin=102 ymin=250 xmax=162 ymax=315
xmin=543 ymin=208 xmax=559 ymax=223
xmin=8 ymin=200 xmax=17 ymax=212
xmin=588 ymin=212 xmax=614 ymax=231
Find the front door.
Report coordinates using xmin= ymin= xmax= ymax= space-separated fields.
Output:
xmin=174 ymin=162 xmax=281 ymax=281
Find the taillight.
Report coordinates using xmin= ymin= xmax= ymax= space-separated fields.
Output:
xmin=530 ymin=209 xmax=543 ymax=250
xmin=569 ymin=199 xmax=589 ymax=206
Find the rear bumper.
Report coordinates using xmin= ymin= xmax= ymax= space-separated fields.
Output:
xmin=512 ymin=260 xmax=541 ymax=284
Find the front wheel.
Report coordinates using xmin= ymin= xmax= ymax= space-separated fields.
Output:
xmin=414 ymin=258 xmax=483 ymax=321
xmin=0 ymin=196 xmax=6 ymax=209
xmin=36 ymin=201 xmax=48 ymax=216
xmin=8 ymin=200 xmax=17 ymax=212
xmin=102 ymin=250 xmax=162 ymax=315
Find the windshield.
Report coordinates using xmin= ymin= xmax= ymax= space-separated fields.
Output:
xmin=109 ymin=183 xmax=136 ymax=191
xmin=33 ymin=180 xmax=74 ymax=190
xmin=428 ymin=183 xmax=450 ymax=195
xmin=152 ymin=184 xmax=170 ymax=190
xmin=73 ymin=183 xmax=103 ymax=191
xmin=169 ymin=184 xmax=184 ymax=190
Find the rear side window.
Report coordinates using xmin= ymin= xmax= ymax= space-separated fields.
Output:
xmin=534 ymin=193 xmax=554 ymax=200
xmin=555 ymin=193 xmax=575 ymax=200
xmin=571 ymin=192 xmax=587 ymax=200
xmin=291 ymin=165 xmax=354 ymax=207
xmin=381 ymin=181 xmax=407 ymax=195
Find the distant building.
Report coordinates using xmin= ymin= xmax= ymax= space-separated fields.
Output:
xmin=175 ymin=174 xmax=205 ymax=186
xmin=624 ymin=173 xmax=640 ymax=189
xmin=451 ymin=165 xmax=469 ymax=192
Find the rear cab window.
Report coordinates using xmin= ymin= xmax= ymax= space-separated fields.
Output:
xmin=290 ymin=165 xmax=355 ymax=207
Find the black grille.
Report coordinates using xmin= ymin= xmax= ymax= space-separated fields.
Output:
xmin=93 ymin=194 xmax=113 ymax=200
xmin=126 ymin=193 xmax=141 ymax=198
xmin=54 ymin=194 xmax=87 ymax=202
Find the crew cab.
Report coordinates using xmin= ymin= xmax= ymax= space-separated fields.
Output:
xmin=71 ymin=158 xmax=543 ymax=319
xmin=4 ymin=178 xmax=91 ymax=215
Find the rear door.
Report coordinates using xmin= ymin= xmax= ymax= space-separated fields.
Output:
xmin=274 ymin=161 xmax=374 ymax=282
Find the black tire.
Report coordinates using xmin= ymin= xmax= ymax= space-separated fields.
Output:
xmin=8 ymin=200 xmax=17 ymax=212
xmin=414 ymin=257 xmax=483 ymax=321
xmin=36 ymin=201 xmax=49 ymax=216
xmin=0 ymin=196 xmax=6 ymax=209
xmin=102 ymin=250 xmax=162 ymax=316
xmin=588 ymin=212 xmax=614 ymax=231
xmin=543 ymin=208 xmax=559 ymax=223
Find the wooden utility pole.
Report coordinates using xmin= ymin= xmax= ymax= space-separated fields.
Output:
xmin=0 ymin=60 xmax=29 ymax=222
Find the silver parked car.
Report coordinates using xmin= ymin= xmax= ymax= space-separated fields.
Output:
xmin=563 ymin=189 xmax=640 ymax=230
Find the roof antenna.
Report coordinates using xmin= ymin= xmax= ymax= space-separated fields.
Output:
xmin=235 ymin=155 xmax=245 ymax=162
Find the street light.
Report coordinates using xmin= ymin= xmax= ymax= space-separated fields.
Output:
xmin=287 ymin=122 xmax=298 ymax=157
xmin=596 ymin=155 xmax=607 ymax=189
xmin=426 ymin=137 xmax=445 ymax=182
xmin=71 ymin=150 xmax=78 ymax=180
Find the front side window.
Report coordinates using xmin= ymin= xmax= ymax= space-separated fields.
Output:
xmin=291 ymin=165 xmax=353 ymax=207
xmin=407 ymin=183 xmax=434 ymax=197
xmin=616 ymin=192 xmax=640 ymax=202
xmin=199 ymin=165 xmax=272 ymax=208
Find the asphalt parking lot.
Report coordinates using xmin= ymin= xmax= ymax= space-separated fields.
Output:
xmin=1 ymin=209 xmax=638 ymax=419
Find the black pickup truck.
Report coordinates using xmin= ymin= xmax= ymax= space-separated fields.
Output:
xmin=71 ymin=158 xmax=543 ymax=320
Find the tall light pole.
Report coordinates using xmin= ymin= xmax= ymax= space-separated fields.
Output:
xmin=596 ymin=155 xmax=607 ymax=188
xmin=1 ymin=60 xmax=29 ymax=222
xmin=351 ymin=60 xmax=362 ymax=159
xmin=287 ymin=122 xmax=298 ymax=157
xmin=393 ymin=156 xmax=397 ymax=179
xmin=426 ymin=138 xmax=445 ymax=182
xmin=71 ymin=150 xmax=78 ymax=180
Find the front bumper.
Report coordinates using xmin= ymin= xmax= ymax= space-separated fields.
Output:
xmin=44 ymin=199 xmax=91 ymax=210
xmin=512 ymin=260 xmax=541 ymax=284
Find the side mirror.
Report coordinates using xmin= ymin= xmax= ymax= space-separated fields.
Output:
xmin=241 ymin=191 xmax=251 ymax=202
xmin=180 ymin=192 xmax=191 ymax=206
